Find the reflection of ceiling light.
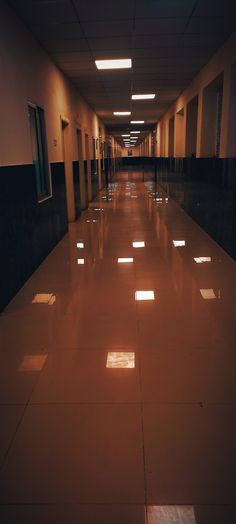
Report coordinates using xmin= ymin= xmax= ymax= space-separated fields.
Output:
xmin=200 ymin=289 xmax=216 ymax=299
xmin=135 ymin=290 xmax=155 ymax=301
xmin=194 ymin=257 xmax=211 ymax=264
xmin=19 ymin=354 xmax=48 ymax=372
xmin=95 ymin=59 xmax=132 ymax=70
xmin=147 ymin=506 xmax=196 ymax=524
xmin=32 ymin=293 xmax=56 ymax=305
xmin=132 ymin=94 xmax=155 ymax=100
xmin=131 ymin=120 xmax=144 ymax=124
xmin=133 ymin=241 xmax=145 ymax=248
xmin=173 ymin=240 xmax=185 ymax=247
xmin=106 ymin=352 xmax=135 ymax=368
xmin=118 ymin=257 xmax=134 ymax=263
xmin=77 ymin=258 xmax=85 ymax=264
xmin=130 ymin=131 xmax=140 ymax=133
xmin=114 ymin=111 xmax=131 ymax=116
xmin=77 ymin=242 xmax=84 ymax=248
xmin=122 ymin=134 xmax=130 ymax=137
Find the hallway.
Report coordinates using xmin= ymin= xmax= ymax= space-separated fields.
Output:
xmin=0 ymin=172 xmax=236 ymax=523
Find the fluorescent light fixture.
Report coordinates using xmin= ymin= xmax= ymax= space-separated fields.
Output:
xmin=200 ymin=289 xmax=216 ymax=299
xmin=118 ymin=257 xmax=134 ymax=263
xmin=130 ymin=136 xmax=138 ymax=139
xmin=32 ymin=293 xmax=56 ymax=305
xmin=106 ymin=352 xmax=135 ymax=368
xmin=122 ymin=134 xmax=130 ymax=137
xmin=194 ymin=257 xmax=212 ymax=264
xmin=77 ymin=258 xmax=85 ymax=264
xmin=132 ymin=94 xmax=155 ymax=100
xmin=19 ymin=354 xmax=48 ymax=372
xmin=147 ymin=506 xmax=196 ymax=524
xmin=133 ymin=241 xmax=145 ymax=248
xmin=77 ymin=242 xmax=84 ymax=248
xmin=135 ymin=290 xmax=155 ymax=301
xmin=131 ymin=120 xmax=144 ymax=124
xmin=95 ymin=59 xmax=132 ymax=70
xmin=113 ymin=111 xmax=131 ymax=116
xmin=130 ymin=131 xmax=140 ymax=133
xmin=173 ymin=240 xmax=185 ymax=247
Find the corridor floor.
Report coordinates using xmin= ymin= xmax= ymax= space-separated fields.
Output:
xmin=0 ymin=172 xmax=236 ymax=523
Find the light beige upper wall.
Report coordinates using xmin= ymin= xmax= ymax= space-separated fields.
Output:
xmin=156 ymin=30 xmax=236 ymax=158
xmin=0 ymin=0 xmax=106 ymax=166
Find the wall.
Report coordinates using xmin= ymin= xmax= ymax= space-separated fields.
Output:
xmin=0 ymin=0 xmax=106 ymax=311
xmin=156 ymin=30 xmax=236 ymax=159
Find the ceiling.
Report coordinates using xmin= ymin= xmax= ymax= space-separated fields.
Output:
xmin=8 ymin=0 xmax=236 ymax=144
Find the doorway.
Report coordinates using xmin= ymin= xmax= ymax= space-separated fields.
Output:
xmin=85 ymin=134 xmax=92 ymax=201
xmin=77 ymin=129 xmax=88 ymax=210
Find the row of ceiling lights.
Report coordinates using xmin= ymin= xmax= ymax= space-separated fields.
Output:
xmin=95 ymin=58 xmax=156 ymax=148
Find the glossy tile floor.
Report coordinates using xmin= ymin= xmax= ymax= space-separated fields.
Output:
xmin=1 ymin=171 xmax=236 ymax=523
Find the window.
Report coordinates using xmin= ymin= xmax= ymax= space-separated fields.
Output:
xmin=28 ymin=104 xmax=51 ymax=201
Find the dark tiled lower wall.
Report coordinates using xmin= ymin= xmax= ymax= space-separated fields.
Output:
xmin=0 ymin=162 xmax=68 ymax=311
xmin=157 ymin=157 xmax=236 ymax=260
xmin=72 ymin=161 xmax=81 ymax=219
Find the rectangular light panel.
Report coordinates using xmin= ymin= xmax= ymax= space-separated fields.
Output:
xmin=118 ymin=257 xmax=134 ymax=263
xmin=132 ymin=94 xmax=155 ymax=100
xmin=106 ymin=352 xmax=135 ymax=368
xmin=77 ymin=258 xmax=85 ymax=264
xmin=77 ymin=242 xmax=84 ymax=248
xmin=113 ymin=111 xmax=131 ymax=116
xmin=133 ymin=241 xmax=145 ymax=248
xmin=131 ymin=120 xmax=144 ymax=124
xmin=95 ymin=59 xmax=132 ymax=69
xmin=135 ymin=290 xmax=155 ymax=301
xmin=130 ymin=131 xmax=140 ymax=133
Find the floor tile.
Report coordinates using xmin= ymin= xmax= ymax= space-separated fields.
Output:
xmin=0 ymin=404 xmax=145 ymax=503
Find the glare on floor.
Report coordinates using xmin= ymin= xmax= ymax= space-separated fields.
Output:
xmin=19 ymin=354 xmax=48 ymax=372
xmin=173 ymin=240 xmax=185 ymax=247
xmin=200 ymin=288 xmax=216 ymax=299
xmin=194 ymin=257 xmax=211 ymax=263
xmin=135 ymin=290 xmax=155 ymax=301
xmin=77 ymin=242 xmax=84 ymax=248
xmin=106 ymin=352 xmax=135 ymax=368
xmin=77 ymin=259 xmax=85 ymax=264
xmin=133 ymin=241 xmax=145 ymax=248
xmin=147 ymin=506 xmax=196 ymax=524
xmin=32 ymin=293 xmax=56 ymax=305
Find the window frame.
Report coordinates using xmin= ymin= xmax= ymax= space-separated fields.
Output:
xmin=28 ymin=101 xmax=52 ymax=203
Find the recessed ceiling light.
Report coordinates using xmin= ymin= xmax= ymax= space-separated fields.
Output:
xmin=132 ymin=94 xmax=155 ymax=100
xmin=95 ymin=59 xmax=132 ymax=70
xmin=131 ymin=120 xmax=144 ymax=124
xmin=135 ymin=290 xmax=155 ymax=301
xmin=77 ymin=258 xmax=85 ymax=264
xmin=118 ymin=258 xmax=134 ymax=263
xmin=130 ymin=136 xmax=138 ymax=139
xmin=147 ymin=506 xmax=196 ymax=524
xmin=130 ymin=131 xmax=140 ymax=133
xmin=114 ymin=111 xmax=131 ymax=116
xmin=77 ymin=242 xmax=84 ymax=248
xmin=122 ymin=134 xmax=130 ymax=137
xmin=133 ymin=241 xmax=145 ymax=248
